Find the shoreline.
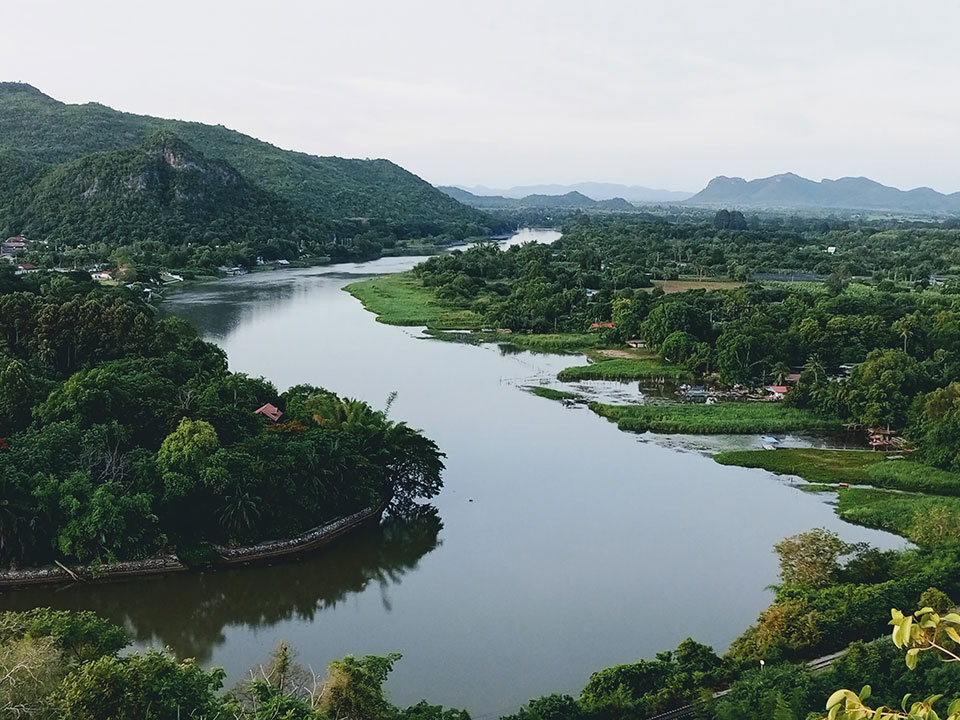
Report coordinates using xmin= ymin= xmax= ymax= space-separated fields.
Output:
xmin=0 ymin=504 xmax=385 ymax=589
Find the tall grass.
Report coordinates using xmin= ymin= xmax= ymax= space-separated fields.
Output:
xmin=559 ymin=357 xmax=692 ymax=382
xmin=714 ymin=448 xmax=880 ymax=483
xmin=489 ymin=333 xmax=604 ymax=353
xmin=866 ymin=461 xmax=960 ymax=496
xmin=714 ymin=448 xmax=960 ymax=497
xmin=591 ymin=402 xmax=839 ymax=434
xmin=836 ymin=488 xmax=960 ymax=538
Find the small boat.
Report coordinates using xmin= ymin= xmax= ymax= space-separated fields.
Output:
xmin=760 ymin=435 xmax=780 ymax=444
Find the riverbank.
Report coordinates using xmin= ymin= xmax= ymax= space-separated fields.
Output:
xmin=345 ymin=273 xmax=608 ymax=354
xmin=557 ymin=348 xmax=693 ymax=381
xmin=592 ymin=402 xmax=840 ymax=434
xmin=0 ymin=505 xmax=383 ymax=588
xmin=345 ymin=274 xmax=484 ymax=329
xmin=715 ymin=447 xmax=960 ymax=496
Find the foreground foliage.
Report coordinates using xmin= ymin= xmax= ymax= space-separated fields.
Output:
xmin=0 ymin=608 xmax=469 ymax=720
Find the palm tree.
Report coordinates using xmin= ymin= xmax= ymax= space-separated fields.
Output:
xmin=218 ymin=484 xmax=261 ymax=539
xmin=806 ymin=354 xmax=826 ymax=384
xmin=771 ymin=361 xmax=791 ymax=386
xmin=893 ymin=313 xmax=920 ymax=354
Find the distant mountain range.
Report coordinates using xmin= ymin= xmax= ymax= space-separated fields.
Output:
xmin=438 ymin=186 xmax=639 ymax=212
xmin=0 ymin=82 xmax=484 ymax=246
xmin=688 ymin=173 xmax=960 ymax=216
xmin=456 ymin=182 xmax=693 ymax=203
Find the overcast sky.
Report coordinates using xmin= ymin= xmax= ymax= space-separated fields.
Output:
xmin=4 ymin=1 xmax=959 ymax=192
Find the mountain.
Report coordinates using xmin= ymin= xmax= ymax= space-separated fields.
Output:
xmin=438 ymin=187 xmax=638 ymax=212
xmin=0 ymin=82 xmax=485 ymax=245
xmin=460 ymin=182 xmax=692 ymax=203
xmin=13 ymin=131 xmax=312 ymax=245
xmin=688 ymin=172 xmax=960 ymax=216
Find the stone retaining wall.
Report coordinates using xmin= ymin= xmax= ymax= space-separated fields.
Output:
xmin=0 ymin=504 xmax=384 ymax=588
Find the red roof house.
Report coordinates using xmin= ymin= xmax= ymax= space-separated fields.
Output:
xmin=254 ymin=403 xmax=283 ymax=422
xmin=589 ymin=322 xmax=615 ymax=329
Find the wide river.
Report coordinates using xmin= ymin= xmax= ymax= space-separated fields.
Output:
xmin=3 ymin=229 xmax=904 ymax=716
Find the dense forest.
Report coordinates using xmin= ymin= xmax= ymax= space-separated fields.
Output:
xmin=0 ymin=267 xmax=444 ymax=569
xmin=0 ymin=82 xmax=498 ymax=272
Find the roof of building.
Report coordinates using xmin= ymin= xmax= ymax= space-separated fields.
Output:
xmin=590 ymin=322 xmax=615 ymax=329
xmin=255 ymin=403 xmax=283 ymax=422
xmin=766 ymin=385 xmax=789 ymax=394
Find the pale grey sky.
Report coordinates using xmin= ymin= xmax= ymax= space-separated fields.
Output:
xmin=4 ymin=1 xmax=959 ymax=192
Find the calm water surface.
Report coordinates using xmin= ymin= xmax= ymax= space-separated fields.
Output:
xmin=2 ymin=229 xmax=904 ymax=715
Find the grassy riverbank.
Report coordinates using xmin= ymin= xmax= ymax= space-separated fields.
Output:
xmin=715 ymin=447 xmax=960 ymax=496
xmin=346 ymin=274 xmax=608 ymax=353
xmin=715 ymin=448 xmax=881 ymax=484
xmin=558 ymin=349 xmax=693 ymax=382
xmin=833 ymin=487 xmax=960 ymax=538
xmin=591 ymin=402 xmax=839 ymax=434
xmin=492 ymin=332 xmax=603 ymax=353
xmin=344 ymin=274 xmax=483 ymax=329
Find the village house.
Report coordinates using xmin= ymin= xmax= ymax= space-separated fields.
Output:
xmin=91 ymin=270 xmax=113 ymax=281
xmin=14 ymin=262 xmax=40 ymax=276
xmin=765 ymin=385 xmax=789 ymax=400
xmin=2 ymin=236 xmax=28 ymax=254
xmin=254 ymin=403 xmax=283 ymax=422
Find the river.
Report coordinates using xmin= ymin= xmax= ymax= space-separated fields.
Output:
xmin=1 ymin=229 xmax=905 ymax=716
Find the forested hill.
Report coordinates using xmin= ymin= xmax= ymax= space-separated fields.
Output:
xmin=439 ymin=185 xmax=638 ymax=211
xmin=0 ymin=82 xmax=485 ymax=243
xmin=11 ymin=131 xmax=313 ymax=245
xmin=688 ymin=172 xmax=960 ymax=216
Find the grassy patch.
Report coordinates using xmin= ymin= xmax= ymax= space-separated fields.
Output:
xmin=714 ymin=448 xmax=881 ymax=484
xmin=835 ymin=488 xmax=960 ymax=538
xmin=591 ymin=402 xmax=840 ymax=434
xmin=647 ymin=279 xmax=745 ymax=294
xmin=714 ymin=448 xmax=960 ymax=497
xmin=525 ymin=386 xmax=580 ymax=402
xmin=558 ymin=352 xmax=692 ymax=382
xmin=344 ymin=274 xmax=482 ymax=329
xmin=488 ymin=333 xmax=604 ymax=353
xmin=865 ymin=461 xmax=960 ymax=496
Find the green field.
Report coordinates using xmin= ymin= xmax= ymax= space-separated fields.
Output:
xmin=591 ymin=402 xmax=839 ymax=434
xmin=344 ymin=274 xmax=483 ymax=329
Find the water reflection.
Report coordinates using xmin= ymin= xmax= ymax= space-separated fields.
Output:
xmin=2 ymin=509 xmax=443 ymax=664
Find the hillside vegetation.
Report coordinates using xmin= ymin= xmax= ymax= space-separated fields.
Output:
xmin=0 ymin=82 xmax=489 ymax=269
